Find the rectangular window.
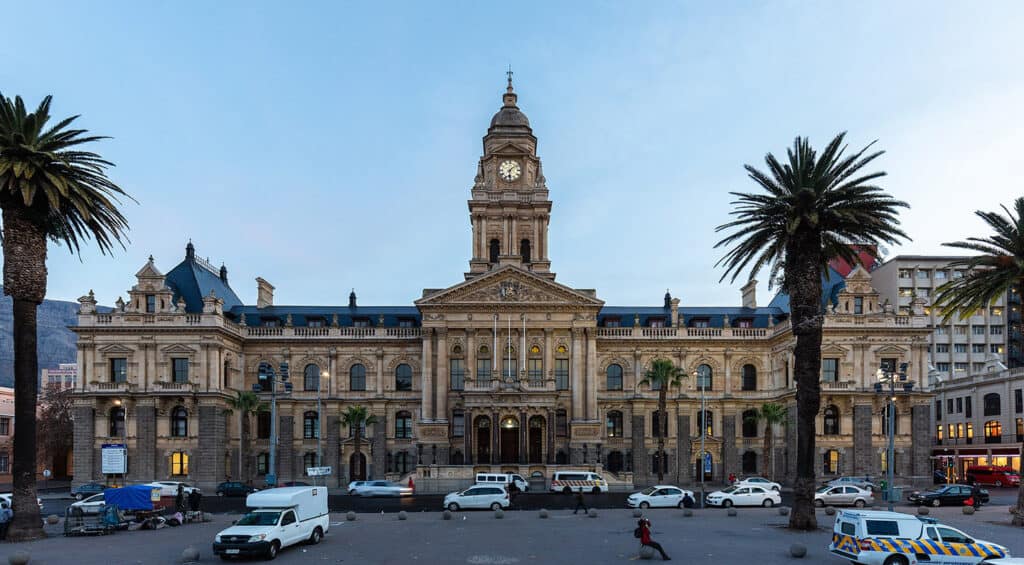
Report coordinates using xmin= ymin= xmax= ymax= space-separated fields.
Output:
xmin=956 ymin=398 xmax=963 ymax=413
xmin=1017 ymin=417 xmax=1023 ymax=442
xmin=528 ymin=359 xmax=543 ymax=384
xmin=170 ymin=452 xmax=189 ymax=476
xmin=991 ymin=325 xmax=1004 ymax=335
xmin=1015 ymin=389 xmax=1022 ymax=413
xmin=502 ymin=359 xmax=517 ymax=380
xmin=935 ymin=270 xmax=948 ymax=280
xmin=172 ymin=358 xmax=189 ymax=383
xmin=555 ymin=359 xmax=569 ymax=390
xmin=917 ymin=269 xmax=931 ymax=279
xmin=935 ymin=399 xmax=942 ymax=421
xmin=0 ymin=417 xmax=9 ymax=436
xmin=992 ymin=344 xmax=1004 ymax=354
xmin=648 ymin=318 xmax=665 ymax=328
xmin=257 ymin=412 xmax=271 ymax=439
xmin=398 ymin=319 xmax=415 ymax=328
xmin=0 ymin=453 xmax=8 ymax=474
xmin=257 ymin=454 xmax=268 ymax=475
xmin=262 ymin=318 xmax=279 ymax=327
xmin=954 ymin=326 xmax=968 ymax=336
xmin=692 ymin=319 xmax=710 ymax=328
xmin=452 ymin=411 xmax=465 ymax=438
xmin=990 ymin=307 xmax=1004 ymax=317
xmin=955 ymin=362 xmax=969 ymax=372
xmin=605 ymin=317 xmax=621 ymax=328
xmin=936 ymin=425 xmax=943 ymax=443
xmin=972 ymin=325 xmax=986 ymax=336
xmin=353 ymin=318 xmax=369 ymax=328
xmin=954 ymin=344 xmax=967 ymax=353
xmin=972 ymin=362 xmax=986 ymax=373
xmin=307 ymin=318 xmax=324 ymax=328
xmin=937 ymin=363 xmax=950 ymax=372
xmin=953 ymin=269 xmax=966 ymax=279
xmin=854 ymin=297 xmax=864 ymax=314
xmin=972 ymin=344 xmax=985 ymax=353
xmin=947 ymin=398 xmax=955 ymax=414
xmin=898 ymin=287 xmax=914 ymax=297
xmin=918 ymin=288 xmax=930 ymax=298
xmin=935 ymin=326 xmax=948 ymax=336
xmin=965 ymin=396 xmax=972 ymax=418
xmin=476 ymin=358 xmax=491 ymax=385
xmin=898 ymin=269 xmax=913 ymax=278
xmin=736 ymin=318 xmax=753 ymax=328
xmin=966 ymin=422 xmax=974 ymax=443
xmin=936 ymin=344 xmax=949 ymax=353
xmin=449 ymin=359 xmax=465 ymax=391
xmin=145 ymin=294 xmax=156 ymax=313
xmin=821 ymin=358 xmax=839 ymax=383
xmin=556 ymin=411 xmax=567 ymax=437
xmin=110 ymin=358 xmax=127 ymax=383
xmin=395 ymin=415 xmax=412 ymax=439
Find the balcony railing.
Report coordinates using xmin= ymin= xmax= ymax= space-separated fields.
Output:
xmin=595 ymin=326 xmax=772 ymax=339
xmin=243 ymin=326 xmax=421 ymax=339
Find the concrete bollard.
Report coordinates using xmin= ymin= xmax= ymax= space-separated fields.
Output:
xmin=346 ymin=511 xmax=357 ymax=521
xmin=790 ymin=544 xmax=807 ymax=558
xmin=638 ymin=545 xmax=656 ymax=560
xmin=539 ymin=509 xmax=549 ymax=519
xmin=727 ymin=508 xmax=737 ymax=517
xmin=824 ymin=507 xmax=836 ymax=516
xmin=45 ymin=514 xmax=60 ymax=525
xmin=398 ymin=511 xmax=408 ymax=520
xmin=587 ymin=508 xmax=598 ymax=518
xmin=917 ymin=506 xmax=930 ymax=515
xmin=962 ymin=506 xmax=976 ymax=515
xmin=633 ymin=509 xmax=643 ymax=518
xmin=181 ymin=546 xmax=200 ymax=563
xmin=8 ymin=551 xmax=31 ymax=565
xmin=494 ymin=508 xmax=504 ymax=519
xmin=778 ymin=507 xmax=790 ymax=516
xmin=443 ymin=510 xmax=452 ymax=520
xmin=683 ymin=509 xmax=693 ymax=517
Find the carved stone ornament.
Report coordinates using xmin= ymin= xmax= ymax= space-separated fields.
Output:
xmin=499 ymin=280 xmax=523 ymax=301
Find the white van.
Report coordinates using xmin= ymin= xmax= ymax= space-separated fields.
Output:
xmin=213 ymin=487 xmax=330 ymax=560
xmin=475 ymin=473 xmax=529 ymax=492
xmin=829 ymin=509 xmax=1009 ymax=564
xmin=549 ymin=471 xmax=608 ymax=494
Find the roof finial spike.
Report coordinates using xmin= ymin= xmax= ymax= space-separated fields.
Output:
xmin=506 ymin=64 xmax=514 ymax=93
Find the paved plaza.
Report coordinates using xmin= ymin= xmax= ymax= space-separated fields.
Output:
xmin=3 ymin=505 xmax=1024 ymax=565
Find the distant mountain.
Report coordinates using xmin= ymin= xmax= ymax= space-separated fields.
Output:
xmin=0 ymin=287 xmax=85 ymax=388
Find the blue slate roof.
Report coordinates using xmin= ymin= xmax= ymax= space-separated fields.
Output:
xmin=597 ymin=306 xmax=786 ymax=328
xmin=767 ymin=266 xmax=847 ymax=313
xmin=227 ymin=305 xmax=421 ymax=327
xmin=165 ymin=243 xmax=243 ymax=313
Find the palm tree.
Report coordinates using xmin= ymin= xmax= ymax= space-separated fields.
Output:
xmin=932 ymin=197 xmax=1024 ymax=527
xmin=745 ymin=403 xmax=788 ymax=481
xmin=1 ymin=94 xmax=131 ymax=541
xmin=224 ymin=391 xmax=267 ymax=485
xmin=715 ymin=133 xmax=908 ymax=530
xmin=638 ymin=359 xmax=687 ymax=483
xmin=341 ymin=406 xmax=378 ymax=482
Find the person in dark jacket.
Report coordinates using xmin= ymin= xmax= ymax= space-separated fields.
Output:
xmin=188 ymin=489 xmax=202 ymax=512
xmin=970 ymin=484 xmax=982 ymax=510
xmin=175 ymin=484 xmax=185 ymax=512
xmin=638 ymin=518 xmax=670 ymax=560
xmin=573 ymin=491 xmax=588 ymax=514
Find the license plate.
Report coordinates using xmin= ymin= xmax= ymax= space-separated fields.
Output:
xmin=225 ymin=550 xmax=240 ymax=555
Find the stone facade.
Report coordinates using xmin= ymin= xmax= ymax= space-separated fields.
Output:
xmin=70 ymin=80 xmax=936 ymax=490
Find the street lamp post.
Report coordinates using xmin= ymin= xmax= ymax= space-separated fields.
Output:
xmin=256 ymin=361 xmax=291 ymax=487
xmin=696 ymin=368 xmax=705 ymax=509
xmin=317 ymin=368 xmax=329 ymax=486
xmin=114 ymin=398 xmax=127 ymax=486
xmin=874 ymin=362 xmax=913 ymax=512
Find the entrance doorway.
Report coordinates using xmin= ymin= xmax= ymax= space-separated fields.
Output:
xmin=475 ymin=416 xmax=491 ymax=463
xmin=499 ymin=416 xmax=519 ymax=463
xmin=349 ymin=452 xmax=366 ymax=481
xmin=528 ymin=416 xmax=545 ymax=463
xmin=607 ymin=451 xmax=624 ymax=474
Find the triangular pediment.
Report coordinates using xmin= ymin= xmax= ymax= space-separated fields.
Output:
xmin=840 ymin=265 xmax=877 ymax=295
xmin=488 ymin=142 xmax=533 ymax=157
xmin=98 ymin=343 xmax=135 ymax=354
xmin=135 ymin=259 xmax=165 ymax=279
xmin=821 ymin=344 xmax=849 ymax=355
xmin=161 ymin=343 xmax=197 ymax=355
xmin=875 ymin=345 xmax=908 ymax=355
xmin=416 ymin=266 xmax=603 ymax=308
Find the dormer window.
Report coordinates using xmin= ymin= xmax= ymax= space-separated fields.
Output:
xmin=307 ymin=318 xmax=325 ymax=328
xmin=353 ymin=318 xmax=370 ymax=328
xmin=604 ymin=317 xmax=621 ymax=328
xmin=648 ymin=317 xmax=665 ymax=328
xmin=690 ymin=318 xmax=710 ymax=328
xmin=146 ymin=294 xmax=156 ymax=313
xmin=261 ymin=318 xmax=279 ymax=327
xmin=735 ymin=318 xmax=753 ymax=328
xmin=398 ymin=318 xmax=415 ymax=328
xmin=854 ymin=297 xmax=864 ymax=314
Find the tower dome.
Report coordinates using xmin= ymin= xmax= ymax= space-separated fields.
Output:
xmin=488 ymin=72 xmax=531 ymax=131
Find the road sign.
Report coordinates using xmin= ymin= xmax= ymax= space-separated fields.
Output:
xmin=306 ymin=466 xmax=332 ymax=477
xmin=101 ymin=443 xmax=127 ymax=474
xmin=266 ymin=473 xmax=277 ymax=486
xmin=703 ymin=452 xmax=712 ymax=473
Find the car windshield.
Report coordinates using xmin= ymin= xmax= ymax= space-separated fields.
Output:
xmin=639 ymin=487 xmax=657 ymax=495
xmin=721 ymin=486 xmax=738 ymax=494
xmin=237 ymin=511 xmax=281 ymax=526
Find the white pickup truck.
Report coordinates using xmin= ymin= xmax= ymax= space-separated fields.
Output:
xmin=212 ymin=487 xmax=329 ymax=560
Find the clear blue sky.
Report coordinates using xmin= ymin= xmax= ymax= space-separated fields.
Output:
xmin=2 ymin=1 xmax=1022 ymax=308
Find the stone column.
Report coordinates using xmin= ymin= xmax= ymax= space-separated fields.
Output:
xmin=721 ymin=413 xmax=737 ymax=483
xmin=585 ymin=329 xmax=598 ymax=420
xmin=491 ymin=411 xmax=500 ymax=465
xmin=436 ymin=329 xmax=448 ymax=421
xmin=72 ymin=403 xmax=95 ymax=487
xmin=371 ymin=414 xmax=386 ymax=479
xmin=723 ymin=351 xmax=732 ymax=394
xmin=480 ymin=215 xmax=487 ymax=259
xmin=544 ymin=329 xmax=553 ymax=388
xmin=519 ymin=410 xmax=527 ymax=464
xmin=910 ymin=403 xmax=931 ymax=487
xmin=467 ymin=332 xmax=477 ymax=386
xmin=631 ymin=415 xmax=646 ymax=484
xmin=326 ymin=414 xmax=340 ymax=487
xmin=134 ymin=400 xmax=157 ymax=482
xmin=197 ymin=401 xmax=227 ymax=489
xmin=465 ymin=410 xmax=473 ymax=465
xmin=676 ymin=414 xmax=691 ymax=485
xmin=278 ymin=412 xmax=295 ymax=483
xmin=853 ymin=403 xmax=873 ymax=476
xmin=421 ymin=329 xmax=433 ymax=420
xmin=571 ymin=329 xmax=583 ymax=420
xmin=376 ymin=349 xmax=384 ymax=397
xmin=547 ymin=409 xmax=555 ymax=464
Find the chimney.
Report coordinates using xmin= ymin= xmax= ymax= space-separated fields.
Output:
xmin=663 ymin=289 xmax=672 ymax=309
xmin=349 ymin=289 xmax=357 ymax=308
xmin=670 ymin=298 xmax=680 ymax=327
xmin=185 ymin=240 xmax=195 ymax=261
xmin=219 ymin=264 xmax=228 ymax=283
xmin=256 ymin=277 xmax=275 ymax=308
xmin=741 ymin=279 xmax=757 ymax=309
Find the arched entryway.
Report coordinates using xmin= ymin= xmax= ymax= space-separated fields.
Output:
xmin=499 ymin=416 xmax=519 ymax=463
xmin=742 ymin=450 xmax=757 ymax=474
xmin=475 ymin=416 xmax=491 ymax=463
xmin=607 ymin=450 xmax=624 ymax=474
xmin=349 ymin=452 xmax=366 ymax=481
xmin=528 ymin=415 xmax=545 ymax=464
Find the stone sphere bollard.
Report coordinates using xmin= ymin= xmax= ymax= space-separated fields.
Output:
xmin=790 ymin=544 xmax=807 ymax=558
xmin=181 ymin=546 xmax=200 ymax=563
xmin=539 ymin=509 xmax=549 ymax=519
xmin=824 ymin=507 xmax=836 ymax=516
xmin=683 ymin=509 xmax=693 ymax=517
xmin=443 ymin=510 xmax=452 ymax=520
xmin=778 ymin=507 xmax=790 ymax=516
xmin=202 ymin=512 xmax=213 ymax=522
xmin=8 ymin=551 xmax=31 ymax=565
xmin=46 ymin=514 xmax=60 ymax=525
xmin=638 ymin=545 xmax=656 ymax=560
xmin=398 ymin=511 xmax=408 ymax=520
xmin=346 ymin=511 xmax=357 ymax=521
xmin=494 ymin=508 xmax=504 ymax=519
xmin=962 ymin=506 xmax=976 ymax=515
xmin=632 ymin=509 xmax=643 ymax=518
xmin=727 ymin=508 xmax=738 ymax=517
xmin=588 ymin=508 xmax=598 ymax=518
xmin=917 ymin=506 xmax=930 ymax=515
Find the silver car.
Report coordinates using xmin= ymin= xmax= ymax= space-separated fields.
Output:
xmin=353 ymin=480 xmax=413 ymax=497
xmin=826 ymin=476 xmax=876 ymax=490
xmin=814 ymin=485 xmax=873 ymax=507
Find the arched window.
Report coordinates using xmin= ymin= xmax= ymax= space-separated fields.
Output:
xmin=520 ymin=238 xmax=531 ymax=263
xmin=304 ymin=364 xmax=320 ymax=391
xmin=823 ymin=405 xmax=840 ymax=435
xmin=395 ymin=364 xmax=412 ymax=391
xmin=303 ymin=411 xmax=319 ymax=439
xmin=395 ymin=411 xmax=412 ymax=439
xmin=696 ymin=364 xmax=713 ymax=390
xmin=741 ymin=364 xmax=757 ymax=391
xmin=823 ymin=449 xmax=839 ymax=474
xmin=741 ymin=409 xmax=758 ymax=438
xmin=171 ymin=406 xmax=188 ymax=437
xmin=350 ymin=363 xmax=366 ymax=391
xmin=697 ymin=410 xmax=713 ymax=436
xmin=257 ymin=411 xmax=271 ymax=439
xmin=109 ymin=407 xmax=125 ymax=437
xmin=606 ymin=364 xmax=623 ymax=391
xmin=303 ymin=453 xmax=317 ymax=474
xmin=256 ymin=452 xmax=269 ymax=475
xmin=741 ymin=451 xmax=757 ymax=474
xmin=395 ymin=451 xmax=411 ymax=474
xmin=606 ymin=411 xmax=623 ymax=438
xmin=984 ymin=393 xmax=1001 ymax=416
xmin=984 ymin=420 xmax=1002 ymax=443
xmin=882 ymin=405 xmax=898 ymax=435
xmin=489 ymin=239 xmax=500 ymax=263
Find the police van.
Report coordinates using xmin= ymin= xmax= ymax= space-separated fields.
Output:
xmin=549 ymin=471 xmax=608 ymax=494
xmin=829 ymin=509 xmax=1009 ymax=564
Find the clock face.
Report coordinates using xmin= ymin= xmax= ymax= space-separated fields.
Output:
xmin=499 ymin=160 xmax=521 ymax=182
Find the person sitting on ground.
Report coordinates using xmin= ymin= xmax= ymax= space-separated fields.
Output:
xmin=0 ymin=502 xmax=12 ymax=540
xmin=637 ymin=518 xmax=671 ymax=561
xmin=681 ymin=492 xmax=695 ymax=508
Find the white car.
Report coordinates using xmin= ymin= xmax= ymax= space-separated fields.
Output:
xmin=69 ymin=493 xmax=107 ymax=515
xmin=815 ymin=485 xmax=873 ymax=507
xmin=0 ymin=493 xmax=43 ymax=510
xmin=735 ymin=476 xmax=781 ymax=491
xmin=443 ymin=485 xmax=510 ymax=511
xmin=147 ymin=481 xmax=200 ymax=496
xmin=706 ymin=485 xmax=781 ymax=508
xmin=352 ymin=480 xmax=413 ymax=497
xmin=627 ymin=485 xmax=694 ymax=509
xmin=346 ymin=481 xmax=368 ymax=495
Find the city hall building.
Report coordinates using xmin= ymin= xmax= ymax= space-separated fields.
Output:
xmin=71 ymin=81 xmax=936 ymax=490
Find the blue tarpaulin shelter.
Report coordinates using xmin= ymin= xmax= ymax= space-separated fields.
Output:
xmin=103 ymin=485 xmax=156 ymax=511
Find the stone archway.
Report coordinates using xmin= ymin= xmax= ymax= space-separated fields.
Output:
xmin=349 ymin=452 xmax=367 ymax=481
xmin=528 ymin=415 xmax=545 ymax=464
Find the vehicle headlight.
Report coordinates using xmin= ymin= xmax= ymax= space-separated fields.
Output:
xmin=248 ymin=534 xmax=267 ymax=543
xmin=214 ymin=535 xmax=222 ymax=543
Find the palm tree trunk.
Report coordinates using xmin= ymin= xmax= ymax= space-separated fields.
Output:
xmin=786 ymin=239 xmax=824 ymax=531
xmin=763 ymin=423 xmax=771 ymax=481
xmin=240 ymin=413 xmax=249 ymax=483
xmin=2 ymin=207 xmax=47 ymax=541
xmin=657 ymin=388 xmax=667 ymax=483
xmin=353 ymin=429 xmax=362 ymax=482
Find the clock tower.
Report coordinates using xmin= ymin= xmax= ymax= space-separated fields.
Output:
xmin=466 ymin=73 xmax=554 ymax=280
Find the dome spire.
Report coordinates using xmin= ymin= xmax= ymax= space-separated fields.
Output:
xmin=503 ymin=65 xmax=517 ymax=107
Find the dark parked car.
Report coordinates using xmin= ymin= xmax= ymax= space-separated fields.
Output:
xmin=215 ymin=481 xmax=258 ymax=497
xmin=71 ymin=482 xmax=108 ymax=500
xmin=280 ymin=481 xmax=311 ymax=487
xmin=907 ymin=484 xmax=989 ymax=507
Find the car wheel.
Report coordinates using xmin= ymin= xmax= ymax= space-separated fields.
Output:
xmin=640 ymin=502 xmax=650 ymax=509
xmin=266 ymin=541 xmax=280 ymax=560
xmin=882 ymin=555 xmax=908 ymax=565
xmin=348 ymin=490 xmax=356 ymax=495
xmin=723 ymin=499 xmax=733 ymax=508
xmin=814 ymin=499 xmax=824 ymax=507
xmin=931 ymin=499 xmax=941 ymax=507
xmin=994 ymin=480 xmax=1002 ymax=488
xmin=762 ymin=498 xmax=774 ymax=508
xmin=854 ymin=499 xmax=865 ymax=508
xmin=308 ymin=526 xmax=323 ymax=545
xmin=562 ymin=486 xmax=572 ymax=494
xmin=217 ymin=491 xmax=224 ymax=497
xmin=490 ymin=502 xmax=502 ymax=511
xmin=447 ymin=502 xmax=459 ymax=512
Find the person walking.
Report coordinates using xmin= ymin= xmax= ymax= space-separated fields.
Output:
xmin=970 ymin=483 xmax=982 ymax=510
xmin=0 ymin=502 xmax=12 ymax=540
xmin=728 ymin=473 xmax=737 ymax=485
xmin=637 ymin=518 xmax=671 ymax=560
xmin=572 ymin=490 xmax=588 ymax=515
xmin=175 ymin=484 xmax=186 ymax=513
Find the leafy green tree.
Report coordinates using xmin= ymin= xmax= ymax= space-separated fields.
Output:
xmin=638 ymin=359 xmax=687 ymax=483
xmin=1 ymin=94 xmax=132 ymax=540
xmin=932 ymin=197 xmax=1024 ymax=526
xmin=341 ymin=406 xmax=378 ymax=482
xmin=744 ymin=403 xmax=788 ymax=481
xmin=224 ymin=391 xmax=268 ymax=484
xmin=715 ymin=133 xmax=907 ymax=529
